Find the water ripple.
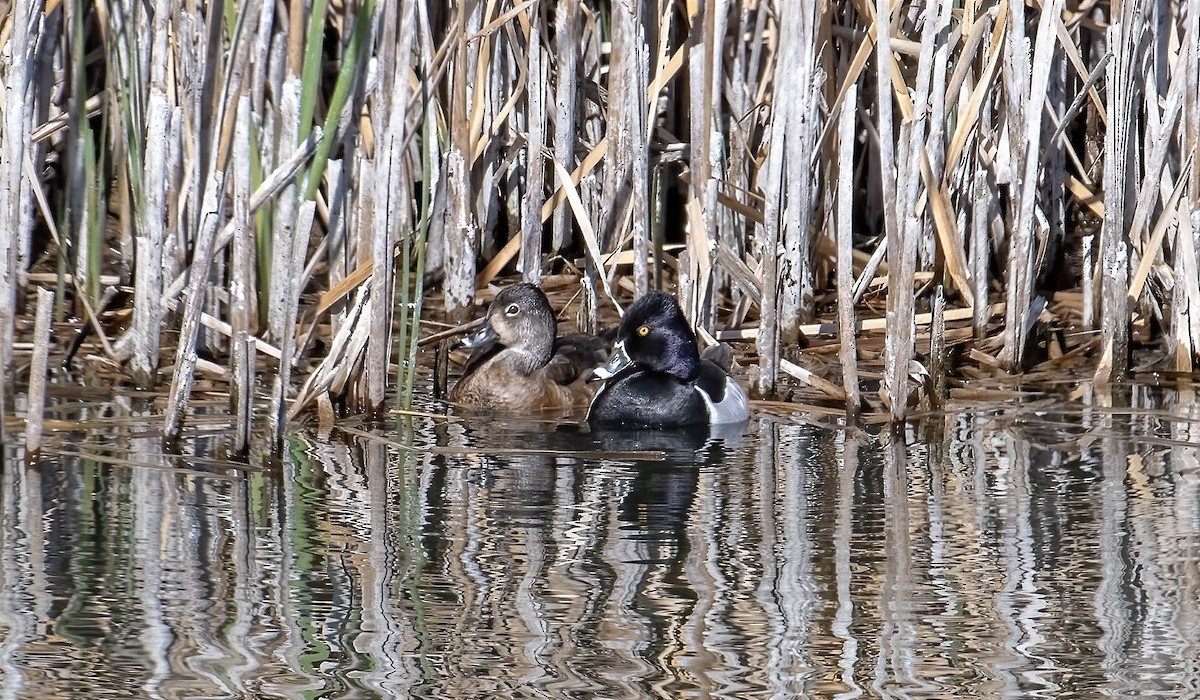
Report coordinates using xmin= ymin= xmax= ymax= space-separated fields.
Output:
xmin=3 ymin=393 xmax=1200 ymax=697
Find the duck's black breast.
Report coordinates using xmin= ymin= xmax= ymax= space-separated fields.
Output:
xmin=587 ymin=368 xmax=708 ymax=428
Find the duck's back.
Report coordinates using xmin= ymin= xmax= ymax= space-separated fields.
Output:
xmin=543 ymin=331 xmax=612 ymax=385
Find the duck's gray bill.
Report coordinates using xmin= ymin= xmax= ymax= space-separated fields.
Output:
xmin=457 ymin=322 xmax=498 ymax=349
xmin=591 ymin=341 xmax=632 ymax=381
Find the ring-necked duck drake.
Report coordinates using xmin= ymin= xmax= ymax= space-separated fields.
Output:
xmin=449 ymin=283 xmax=609 ymax=413
xmin=587 ymin=291 xmax=750 ymax=428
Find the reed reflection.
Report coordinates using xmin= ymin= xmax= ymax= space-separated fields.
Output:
xmin=1 ymin=396 xmax=1199 ymax=697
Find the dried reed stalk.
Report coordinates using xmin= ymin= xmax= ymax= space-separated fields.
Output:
xmin=1095 ymin=14 xmax=1140 ymax=385
xmin=23 ymin=288 xmax=54 ymax=464
xmin=1181 ymin=0 xmax=1200 ymax=372
xmin=999 ymin=0 xmax=1064 ymax=372
xmin=873 ymin=0 xmax=905 ymax=420
xmin=126 ymin=4 xmax=173 ymax=388
xmin=231 ymin=95 xmax=256 ymax=455
xmin=442 ymin=2 xmax=481 ymax=324
xmin=519 ymin=3 xmax=546 ymax=285
xmin=774 ymin=0 xmax=820 ymax=341
xmin=164 ymin=168 xmax=230 ymax=443
xmin=361 ymin=0 xmax=404 ymax=415
xmin=549 ymin=0 xmax=580 ymax=254
xmin=605 ymin=0 xmax=650 ymax=299
xmin=837 ymin=85 xmax=861 ymax=418
xmin=0 ymin=0 xmax=39 ymax=384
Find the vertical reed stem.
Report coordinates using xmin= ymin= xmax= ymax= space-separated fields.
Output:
xmin=930 ymin=284 xmax=946 ymax=408
xmin=443 ymin=1 xmax=480 ymax=323
xmin=164 ymin=169 xmax=229 ymax=443
xmin=0 ymin=0 xmax=38 ymax=383
xmin=274 ymin=201 xmax=314 ymax=442
xmin=520 ymin=5 xmax=546 ymax=285
xmin=606 ymin=0 xmax=649 ymax=296
xmin=874 ymin=0 xmax=908 ymax=422
xmin=1000 ymin=0 xmax=1064 ymax=372
xmin=837 ymin=85 xmax=861 ymax=418
xmin=550 ymin=0 xmax=579 ymax=254
xmin=231 ymin=95 xmax=255 ymax=455
xmin=128 ymin=10 xmax=171 ymax=387
xmin=971 ymin=169 xmax=990 ymax=339
xmin=1182 ymin=1 xmax=1200 ymax=371
xmin=1096 ymin=18 xmax=1139 ymax=384
xmin=24 ymin=288 xmax=54 ymax=465
xmin=775 ymin=0 xmax=820 ymax=337
xmin=367 ymin=0 xmax=403 ymax=416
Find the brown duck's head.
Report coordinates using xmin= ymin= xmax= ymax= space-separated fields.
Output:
xmin=459 ymin=283 xmax=557 ymax=368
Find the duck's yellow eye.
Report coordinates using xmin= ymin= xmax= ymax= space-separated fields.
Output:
xmin=637 ymin=325 xmax=650 ymax=337
xmin=505 ymin=304 xmax=520 ymax=316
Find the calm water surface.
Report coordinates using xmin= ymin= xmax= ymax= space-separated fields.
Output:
xmin=2 ymin=386 xmax=1200 ymax=698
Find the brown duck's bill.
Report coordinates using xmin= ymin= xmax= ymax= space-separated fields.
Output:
xmin=457 ymin=322 xmax=498 ymax=349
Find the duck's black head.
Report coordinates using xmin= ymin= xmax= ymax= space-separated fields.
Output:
xmin=609 ymin=291 xmax=700 ymax=381
xmin=459 ymin=283 xmax=556 ymax=368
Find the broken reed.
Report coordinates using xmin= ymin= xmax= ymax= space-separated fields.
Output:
xmin=0 ymin=0 xmax=1196 ymax=445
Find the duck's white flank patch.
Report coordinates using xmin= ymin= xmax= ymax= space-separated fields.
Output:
xmin=694 ymin=377 xmax=750 ymax=425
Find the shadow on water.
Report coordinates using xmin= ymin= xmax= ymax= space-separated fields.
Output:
xmin=2 ymin=385 xmax=1200 ymax=697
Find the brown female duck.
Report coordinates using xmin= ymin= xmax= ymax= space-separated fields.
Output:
xmin=449 ymin=283 xmax=609 ymax=414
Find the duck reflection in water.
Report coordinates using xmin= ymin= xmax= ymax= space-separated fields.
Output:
xmin=591 ymin=424 xmax=726 ymax=540
xmin=433 ymin=417 xmax=742 ymax=543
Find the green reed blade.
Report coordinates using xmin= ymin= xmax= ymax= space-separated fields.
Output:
xmin=303 ymin=0 xmax=375 ymax=202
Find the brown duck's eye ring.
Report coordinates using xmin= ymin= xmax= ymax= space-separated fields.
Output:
xmin=636 ymin=325 xmax=650 ymax=337
xmin=505 ymin=304 xmax=520 ymax=316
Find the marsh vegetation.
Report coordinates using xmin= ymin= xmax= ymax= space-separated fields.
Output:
xmin=1 ymin=0 xmax=1196 ymax=449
